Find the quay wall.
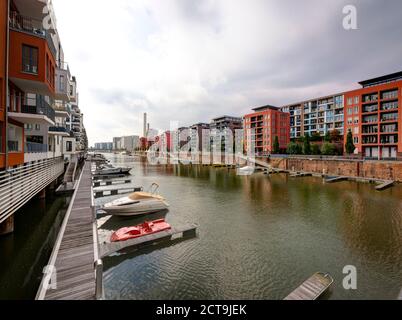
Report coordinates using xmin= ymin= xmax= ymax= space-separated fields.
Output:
xmin=265 ymin=157 xmax=402 ymax=182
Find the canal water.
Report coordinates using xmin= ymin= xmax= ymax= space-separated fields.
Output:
xmin=0 ymin=194 xmax=70 ymax=300
xmin=99 ymin=154 xmax=402 ymax=300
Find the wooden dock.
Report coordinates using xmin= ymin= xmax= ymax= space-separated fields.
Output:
xmin=284 ymin=272 xmax=333 ymax=300
xmin=325 ymin=176 xmax=348 ymax=183
xmin=375 ymin=180 xmax=395 ymax=191
xmin=100 ymin=224 xmax=197 ymax=258
xmin=94 ymin=186 xmax=143 ymax=199
xmin=93 ymin=178 xmax=132 ymax=188
xmin=290 ymin=172 xmax=312 ymax=178
xmin=36 ymin=161 xmax=99 ymax=300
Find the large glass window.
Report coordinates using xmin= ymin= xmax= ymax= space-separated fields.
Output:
xmin=22 ymin=45 xmax=38 ymax=74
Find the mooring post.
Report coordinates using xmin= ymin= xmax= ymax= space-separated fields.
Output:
xmin=94 ymin=259 xmax=103 ymax=300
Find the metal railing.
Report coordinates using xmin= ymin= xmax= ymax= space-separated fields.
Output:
xmin=9 ymin=11 xmax=57 ymax=58
xmin=49 ymin=126 xmax=68 ymax=133
xmin=22 ymin=99 xmax=55 ymax=122
xmin=0 ymin=157 xmax=64 ymax=223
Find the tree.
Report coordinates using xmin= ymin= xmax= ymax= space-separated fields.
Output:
xmin=324 ymin=131 xmax=331 ymax=142
xmin=311 ymin=144 xmax=321 ymax=155
xmin=303 ymin=133 xmax=311 ymax=155
xmin=321 ymin=142 xmax=336 ymax=155
xmin=330 ymin=129 xmax=341 ymax=142
xmin=273 ymin=136 xmax=280 ymax=154
xmin=287 ymin=142 xmax=302 ymax=155
xmin=311 ymin=131 xmax=322 ymax=142
xmin=345 ymin=130 xmax=355 ymax=154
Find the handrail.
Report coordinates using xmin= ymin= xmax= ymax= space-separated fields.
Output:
xmin=0 ymin=157 xmax=64 ymax=223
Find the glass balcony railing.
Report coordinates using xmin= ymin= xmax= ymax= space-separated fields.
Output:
xmin=9 ymin=11 xmax=57 ymax=58
xmin=22 ymin=99 xmax=55 ymax=122
xmin=25 ymin=142 xmax=48 ymax=153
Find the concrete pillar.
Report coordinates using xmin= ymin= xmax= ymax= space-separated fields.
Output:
xmin=0 ymin=215 xmax=14 ymax=236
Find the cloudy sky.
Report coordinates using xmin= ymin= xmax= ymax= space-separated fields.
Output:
xmin=52 ymin=0 xmax=402 ymax=146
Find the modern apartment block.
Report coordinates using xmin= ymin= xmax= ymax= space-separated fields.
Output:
xmin=243 ymin=105 xmax=290 ymax=155
xmin=344 ymin=72 xmax=402 ymax=159
xmin=0 ymin=0 xmax=87 ymax=234
xmin=94 ymin=142 xmax=113 ymax=150
xmin=190 ymin=123 xmax=210 ymax=152
xmin=280 ymin=94 xmax=344 ymax=139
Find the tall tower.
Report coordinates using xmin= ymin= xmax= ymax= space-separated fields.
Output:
xmin=143 ymin=113 xmax=147 ymax=137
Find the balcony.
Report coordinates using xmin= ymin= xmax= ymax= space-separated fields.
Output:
xmin=9 ymin=12 xmax=56 ymax=97
xmin=9 ymin=12 xmax=57 ymax=57
xmin=49 ymin=126 xmax=71 ymax=137
xmin=362 ymin=104 xmax=378 ymax=114
xmin=8 ymin=95 xmax=55 ymax=125
xmin=55 ymin=62 xmax=72 ymax=101
xmin=25 ymin=142 xmax=48 ymax=153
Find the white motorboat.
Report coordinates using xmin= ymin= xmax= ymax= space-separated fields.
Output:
xmin=102 ymin=183 xmax=169 ymax=216
xmin=237 ymin=165 xmax=255 ymax=176
xmin=94 ymin=164 xmax=131 ymax=175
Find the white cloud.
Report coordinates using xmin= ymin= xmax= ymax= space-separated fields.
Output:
xmin=52 ymin=0 xmax=402 ymax=146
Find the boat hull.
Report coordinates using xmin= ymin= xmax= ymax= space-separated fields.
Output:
xmin=110 ymin=219 xmax=172 ymax=242
xmin=102 ymin=200 xmax=169 ymax=216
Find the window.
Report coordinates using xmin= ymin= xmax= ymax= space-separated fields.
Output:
xmin=35 ymin=124 xmax=40 ymax=131
xmin=354 ymin=127 xmax=359 ymax=134
xmin=347 ymin=98 xmax=353 ymax=105
xmin=24 ymin=124 xmax=33 ymax=131
xmin=354 ymin=96 xmax=360 ymax=104
xmin=353 ymin=137 xmax=359 ymax=144
xmin=347 ymin=117 xmax=353 ymax=125
xmin=347 ymin=108 xmax=353 ymax=115
xmin=59 ymin=75 xmax=65 ymax=91
xmin=354 ymin=117 xmax=359 ymax=124
xmin=66 ymin=141 xmax=73 ymax=152
xmin=22 ymin=45 xmax=38 ymax=74
xmin=354 ymin=106 xmax=359 ymax=114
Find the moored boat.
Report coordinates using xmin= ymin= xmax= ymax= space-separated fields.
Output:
xmin=110 ymin=219 xmax=172 ymax=242
xmin=102 ymin=183 xmax=169 ymax=216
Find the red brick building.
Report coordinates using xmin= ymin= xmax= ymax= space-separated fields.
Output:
xmin=243 ymin=105 xmax=290 ymax=155
xmin=344 ymin=72 xmax=402 ymax=159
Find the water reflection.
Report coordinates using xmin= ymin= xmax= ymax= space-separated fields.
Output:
xmin=101 ymin=155 xmax=402 ymax=300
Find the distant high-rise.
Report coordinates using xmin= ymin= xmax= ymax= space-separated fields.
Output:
xmin=143 ymin=113 xmax=147 ymax=137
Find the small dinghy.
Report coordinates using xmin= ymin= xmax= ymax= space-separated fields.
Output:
xmin=102 ymin=183 xmax=169 ymax=216
xmin=110 ymin=219 xmax=172 ymax=242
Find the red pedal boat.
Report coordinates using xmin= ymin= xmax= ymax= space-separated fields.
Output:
xmin=110 ymin=219 xmax=171 ymax=242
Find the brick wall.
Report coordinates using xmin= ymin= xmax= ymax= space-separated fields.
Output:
xmin=265 ymin=157 xmax=402 ymax=182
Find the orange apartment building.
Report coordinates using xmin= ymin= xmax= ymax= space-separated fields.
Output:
xmin=243 ymin=105 xmax=290 ymax=155
xmin=0 ymin=0 xmax=7 ymax=168
xmin=344 ymin=72 xmax=402 ymax=159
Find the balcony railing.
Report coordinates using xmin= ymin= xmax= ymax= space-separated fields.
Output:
xmin=25 ymin=142 xmax=48 ymax=153
xmin=9 ymin=11 xmax=57 ymax=58
xmin=21 ymin=99 xmax=55 ymax=122
xmin=49 ymin=126 xmax=68 ymax=133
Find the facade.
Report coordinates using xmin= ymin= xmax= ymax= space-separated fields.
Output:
xmin=244 ymin=105 xmax=290 ymax=155
xmin=0 ymin=0 xmax=86 ymax=233
xmin=210 ymin=116 xmax=243 ymax=152
xmin=190 ymin=123 xmax=210 ymax=152
xmin=121 ymin=135 xmax=140 ymax=152
xmin=94 ymin=142 xmax=113 ymax=150
xmin=343 ymin=72 xmax=402 ymax=159
xmin=113 ymin=137 xmax=122 ymax=150
xmin=280 ymin=94 xmax=344 ymax=139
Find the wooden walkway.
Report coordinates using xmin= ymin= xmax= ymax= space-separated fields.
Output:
xmin=284 ymin=272 xmax=333 ymax=300
xmin=36 ymin=161 xmax=98 ymax=300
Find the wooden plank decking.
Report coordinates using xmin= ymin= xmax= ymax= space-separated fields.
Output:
xmin=36 ymin=161 xmax=98 ymax=300
xmin=284 ymin=272 xmax=333 ymax=300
